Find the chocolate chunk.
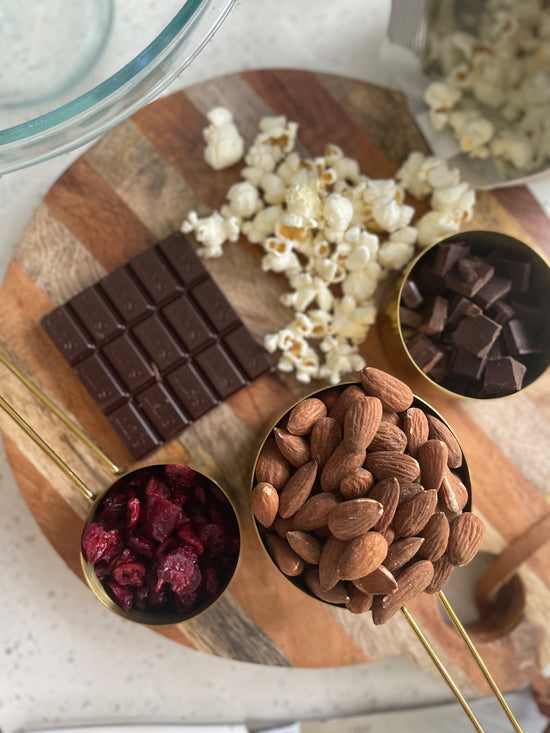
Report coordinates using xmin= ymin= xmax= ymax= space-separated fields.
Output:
xmin=474 ymin=275 xmax=512 ymax=309
xmin=492 ymin=256 xmax=531 ymax=294
xmin=401 ymin=280 xmax=424 ymax=309
xmin=502 ymin=318 xmax=542 ymax=355
xmin=487 ymin=300 xmax=515 ymax=325
xmin=41 ymin=233 xmax=271 ymax=458
xmin=483 ymin=356 xmax=527 ymax=396
xmin=449 ymin=348 xmax=486 ymax=382
xmin=432 ymin=241 xmax=470 ymax=277
xmin=419 ymin=295 xmax=448 ymax=334
xmin=453 ymin=314 xmax=502 ymax=358
xmin=399 ymin=306 xmax=423 ymax=329
xmin=445 ymin=258 xmax=495 ymax=298
xmin=406 ymin=334 xmax=444 ymax=373
xmin=446 ymin=296 xmax=482 ymax=329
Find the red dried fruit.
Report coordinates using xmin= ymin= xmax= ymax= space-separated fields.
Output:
xmin=177 ymin=520 xmax=205 ymax=556
xmin=201 ymin=565 xmax=219 ymax=597
xmin=99 ymin=492 xmax=127 ymax=523
xmin=157 ymin=545 xmax=199 ymax=591
xmin=82 ymin=523 xmax=123 ymax=564
xmin=143 ymin=493 xmax=181 ymax=542
xmin=173 ymin=565 xmax=202 ymax=598
xmin=107 ymin=581 xmax=134 ymax=612
xmin=127 ymin=535 xmax=154 ymax=557
xmin=164 ymin=464 xmax=196 ymax=489
xmin=145 ymin=475 xmax=171 ymax=499
xmin=126 ymin=497 xmax=140 ymax=529
xmin=112 ymin=561 xmax=146 ymax=587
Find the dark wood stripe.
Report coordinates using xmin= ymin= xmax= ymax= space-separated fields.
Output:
xmin=492 ymin=186 xmax=550 ymax=256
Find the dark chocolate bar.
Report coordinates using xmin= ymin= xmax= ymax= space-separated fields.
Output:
xmin=41 ymin=232 xmax=272 ymax=458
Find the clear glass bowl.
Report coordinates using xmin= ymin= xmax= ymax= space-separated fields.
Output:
xmin=0 ymin=0 xmax=236 ymax=175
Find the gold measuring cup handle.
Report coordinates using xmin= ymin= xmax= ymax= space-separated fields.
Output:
xmin=0 ymin=393 xmax=96 ymax=502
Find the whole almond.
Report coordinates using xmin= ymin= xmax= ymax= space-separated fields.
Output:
xmin=402 ymin=407 xmax=429 ymax=457
xmin=273 ymin=515 xmax=295 ymax=538
xmin=417 ymin=439 xmax=448 ymax=491
xmin=399 ymin=482 xmax=424 ymax=504
xmin=293 ymin=492 xmax=341 ymax=531
xmin=393 ymin=489 xmax=438 ymax=537
xmin=286 ymin=530 xmax=322 ymax=565
xmin=346 ymin=587 xmax=374 ymax=614
xmin=251 ymin=482 xmax=279 ymax=528
xmin=353 ymin=565 xmax=397 ymax=595
xmin=327 ymin=498 xmax=384 ymax=540
xmin=340 ymin=467 xmax=375 ymax=499
xmin=255 ymin=438 xmax=292 ymax=490
xmin=368 ymin=422 xmax=408 ymax=453
xmin=381 ymin=410 xmax=401 ymax=426
xmin=287 ymin=397 xmax=327 ymax=435
xmin=319 ymin=535 xmax=348 ymax=590
xmin=427 ymin=414 xmax=463 ymax=468
xmin=372 ymin=560 xmax=434 ymax=625
xmin=318 ymin=387 xmax=341 ymax=411
xmin=364 ymin=451 xmax=420 ymax=484
xmin=338 ymin=531 xmax=388 ymax=580
xmin=278 ymin=460 xmax=318 ymax=518
xmin=329 ymin=384 xmax=365 ymax=424
xmin=265 ymin=534 xmax=305 ymax=577
xmin=384 ymin=537 xmax=425 ymax=572
xmin=360 ymin=367 xmax=414 ymax=412
xmin=425 ymin=555 xmax=455 ymax=594
xmin=321 ymin=442 xmax=366 ymax=492
xmin=417 ymin=511 xmax=450 ymax=562
xmin=439 ymin=470 xmax=469 ymax=514
xmin=447 ymin=512 xmax=485 ymax=566
xmin=304 ymin=566 xmax=350 ymax=605
xmin=343 ymin=395 xmax=383 ymax=453
xmin=310 ymin=416 xmax=342 ymax=467
xmin=273 ymin=427 xmax=310 ymax=468
xmin=368 ymin=476 xmax=400 ymax=532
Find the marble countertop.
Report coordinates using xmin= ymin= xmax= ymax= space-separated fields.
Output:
xmin=1 ymin=1 xmax=549 ymax=732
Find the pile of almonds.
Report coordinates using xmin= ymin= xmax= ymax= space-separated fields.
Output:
xmin=251 ymin=367 xmax=484 ymax=624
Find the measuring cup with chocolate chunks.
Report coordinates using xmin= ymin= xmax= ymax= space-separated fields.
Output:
xmin=398 ymin=231 xmax=550 ymax=399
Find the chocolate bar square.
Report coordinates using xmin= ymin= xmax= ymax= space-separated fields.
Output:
xmin=41 ymin=232 xmax=272 ymax=458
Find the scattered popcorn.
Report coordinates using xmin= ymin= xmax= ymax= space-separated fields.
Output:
xmin=202 ymin=107 xmax=245 ymax=171
xmin=423 ymin=0 xmax=550 ymax=174
xmin=181 ymin=113 xmax=475 ymax=383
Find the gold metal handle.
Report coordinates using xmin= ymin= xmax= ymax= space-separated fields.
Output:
xmin=0 ymin=350 xmax=125 ymax=475
xmin=0 ymin=394 xmax=96 ymax=502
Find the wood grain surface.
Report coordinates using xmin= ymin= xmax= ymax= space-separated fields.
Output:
xmin=1 ymin=69 xmax=550 ymax=695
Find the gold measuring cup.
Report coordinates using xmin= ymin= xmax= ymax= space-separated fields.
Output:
xmin=0 ymin=351 xmax=241 ymax=626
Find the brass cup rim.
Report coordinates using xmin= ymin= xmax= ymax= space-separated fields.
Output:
xmin=249 ymin=380 xmax=472 ymax=608
xmin=80 ymin=463 xmax=242 ymax=626
xmin=394 ymin=229 xmax=550 ymax=400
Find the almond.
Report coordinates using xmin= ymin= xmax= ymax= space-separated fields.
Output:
xmin=304 ymin=566 xmax=350 ymax=605
xmin=426 ymin=414 xmax=463 ymax=469
xmin=265 ymin=534 xmax=305 ymax=577
xmin=353 ymin=565 xmax=397 ymax=595
xmin=327 ymin=498 xmax=384 ymax=540
xmin=278 ymin=460 xmax=318 ymax=518
xmin=310 ymin=416 xmax=341 ymax=467
xmin=343 ymin=395 xmax=383 ymax=453
xmin=447 ymin=512 xmax=485 ymax=566
xmin=255 ymin=438 xmax=292 ymax=490
xmin=340 ymin=467 xmax=375 ymax=499
xmin=346 ymin=587 xmax=374 ymax=614
xmin=393 ymin=489 xmax=438 ymax=537
xmin=293 ymin=492 xmax=341 ymax=531
xmin=417 ymin=511 xmax=450 ymax=562
xmin=287 ymin=397 xmax=327 ymax=435
xmin=384 ymin=536 xmax=425 ymax=572
xmin=381 ymin=410 xmax=401 ymax=426
xmin=368 ymin=422 xmax=407 ymax=453
xmin=439 ymin=469 xmax=469 ymax=514
xmin=360 ymin=367 xmax=414 ymax=412
xmin=380 ymin=526 xmax=395 ymax=545
xmin=368 ymin=476 xmax=400 ymax=532
xmin=338 ymin=531 xmax=388 ymax=581
xmin=318 ymin=386 xmax=341 ymax=411
xmin=425 ymin=555 xmax=455 ymax=594
xmin=319 ymin=535 xmax=348 ymax=590
xmin=364 ymin=451 xmax=420 ymax=484
xmin=273 ymin=427 xmax=311 ymax=468
xmin=402 ymin=407 xmax=429 ymax=457
xmin=286 ymin=530 xmax=322 ymax=565
xmin=417 ymin=439 xmax=448 ymax=491
xmin=321 ymin=442 xmax=366 ymax=492
xmin=251 ymin=482 xmax=279 ymax=528
xmin=398 ymin=482 xmax=424 ymax=504
xmin=371 ymin=560 xmax=434 ymax=625
xmin=328 ymin=384 xmax=366 ymax=424
xmin=273 ymin=515 xmax=295 ymax=538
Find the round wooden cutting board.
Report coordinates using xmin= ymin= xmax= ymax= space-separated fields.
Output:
xmin=1 ymin=69 xmax=550 ymax=694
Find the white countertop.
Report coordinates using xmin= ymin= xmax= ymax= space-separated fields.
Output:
xmin=1 ymin=2 xmax=549 ymax=732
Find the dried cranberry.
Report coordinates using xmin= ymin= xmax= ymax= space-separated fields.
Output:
xmin=82 ymin=523 xmax=123 ymax=564
xmin=142 ymin=492 xmax=181 ymax=542
xmin=176 ymin=521 xmax=204 ymax=555
xmin=127 ymin=535 xmax=154 ymax=557
xmin=126 ymin=497 xmax=140 ymax=529
xmin=157 ymin=546 xmax=198 ymax=591
xmin=145 ymin=475 xmax=171 ymax=499
xmin=112 ymin=561 xmax=146 ymax=587
xmin=107 ymin=581 xmax=134 ymax=612
xmin=164 ymin=464 xmax=196 ymax=489
xmin=201 ymin=565 xmax=219 ymax=597
xmin=173 ymin=564 xmax=202 ymax=598
xmin=98 ymin=492 xmax=127 ymax=523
